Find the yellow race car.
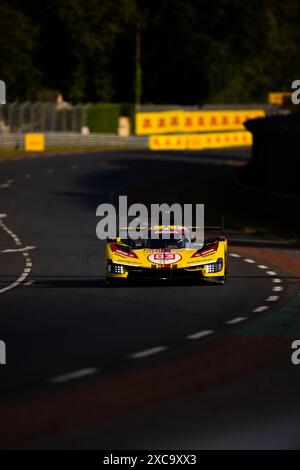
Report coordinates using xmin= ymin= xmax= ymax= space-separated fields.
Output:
xmin=105 ymin=225 xmax=228 ymax=284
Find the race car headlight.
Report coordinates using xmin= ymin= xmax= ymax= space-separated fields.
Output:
xmin=206 ymin=264 xmax=215 ymax=273
xmin=206 ymin=258 xmax=223 ymax=273
xmin=107 ymin=262 xmax=125 ymax=274
xmin=113 ymin=264 xmax=125 ymax=274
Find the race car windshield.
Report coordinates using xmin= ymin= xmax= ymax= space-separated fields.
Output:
xmin=143 ymin=234 xmax=190 ymax=249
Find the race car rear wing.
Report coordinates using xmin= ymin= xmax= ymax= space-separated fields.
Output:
xmin=112 ymin=217 xmax=225 ymax=240
xmin=116 ymin=220 xmax=225 ymax=233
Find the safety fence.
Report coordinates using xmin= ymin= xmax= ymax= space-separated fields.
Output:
xmin=0 ymin=102 xmax=85 ymax=133
xmin=0 ymin=102 xmax=136 ymax=134
xmin=0 ymin=132 xmax=148 ymax=150
xmin=0 ymin=103 xmax=268 ymax=153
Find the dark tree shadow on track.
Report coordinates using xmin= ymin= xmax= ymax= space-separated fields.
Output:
xmin=30 ymin=277 xmax=221 ymax=289
xmin=25 ymin=273 xmax=300 ymax=290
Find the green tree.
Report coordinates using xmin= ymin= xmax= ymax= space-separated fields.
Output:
xmin=3 ymin=0 xmax=300 ymax=104
xmin=0 ymin=3 xmax=40 ymax=100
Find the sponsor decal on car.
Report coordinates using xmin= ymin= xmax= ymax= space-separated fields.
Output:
xmin=144 ymin=249 xmax=184 ymax=253
xmin=147 ymin=252 xmax=182 ymax=265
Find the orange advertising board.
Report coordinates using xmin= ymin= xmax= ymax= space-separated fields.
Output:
xmin=24 ymin=133 xmax=45 ymax=151
xmin=149 ymin=131 xmax=252 ymax=151
xmin=137 ymin=109 xmax=265 ymax=135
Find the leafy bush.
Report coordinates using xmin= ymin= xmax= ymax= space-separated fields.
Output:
xmin=86 ymin=103 xmax=135 ymax=133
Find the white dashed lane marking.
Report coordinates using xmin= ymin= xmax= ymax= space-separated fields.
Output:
xmin=130 ymin=346 xmax=168 ymax=359
xmin=0 ymin=179 xmax=14 ymax=189
xmin=0 ymin=215 xmax=33 ymax=294
xmin=45 ymin=251 xmax=286 ymax=385
xmin=225 ymin=317 xmax=247 ymax=325
xmin=252 ymin=306 xmax=269 ymax=313
xmin=273 ymin=286 xmax=283 ymax=292
xmin=49 ymin=368 xmax=98 ymax=384
xmin=186 ymin=330 xmax=214 ymax=340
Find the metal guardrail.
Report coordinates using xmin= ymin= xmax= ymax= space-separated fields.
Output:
xmin=0 ymin=132 xmax=148 ymax=149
